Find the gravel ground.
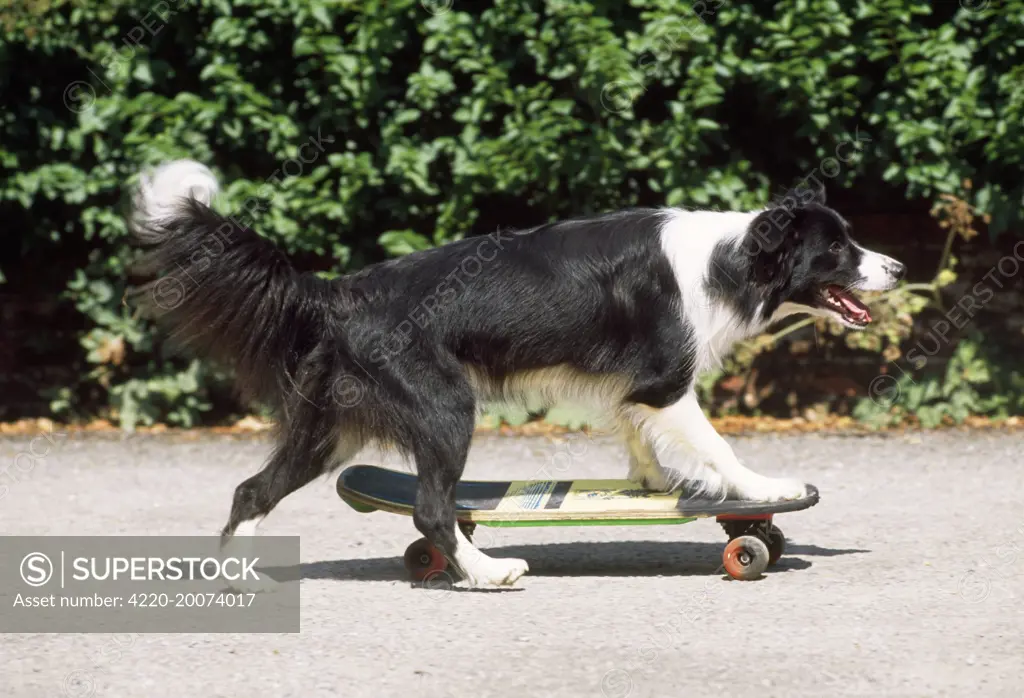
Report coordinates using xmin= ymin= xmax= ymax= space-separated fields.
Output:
xmin=1 ymin=430 xmax=1022 ymax=697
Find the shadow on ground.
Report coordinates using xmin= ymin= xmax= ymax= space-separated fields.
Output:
xmin=269 ymin=541 xmax=869 ymax=584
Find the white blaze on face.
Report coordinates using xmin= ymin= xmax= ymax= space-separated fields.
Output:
xmin=855 ymin=246 xmax=903 ymax=291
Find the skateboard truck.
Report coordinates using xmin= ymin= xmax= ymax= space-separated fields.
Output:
xmin=716 ymin=514 xmax=786 ymax=579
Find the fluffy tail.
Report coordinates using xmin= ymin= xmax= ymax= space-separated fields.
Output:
xmin=129 ymin=159 xmax=336 ymax=408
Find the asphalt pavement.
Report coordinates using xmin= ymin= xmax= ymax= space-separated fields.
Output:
xmin=1 ymin=429 xmax=1021 ymax=697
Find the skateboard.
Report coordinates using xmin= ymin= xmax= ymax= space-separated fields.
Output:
xmin=337 ymin=464 xmax=820 ymax=582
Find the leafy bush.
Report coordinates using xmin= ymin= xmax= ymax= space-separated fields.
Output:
xmin=1 ymin=0 xmax=1022 ymax=428
xmin=853 ymin=334 xmax=1024 ymax=428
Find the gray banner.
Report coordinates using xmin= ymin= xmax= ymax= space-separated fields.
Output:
xmin=0 ymin=536 xmax=300 ymax=632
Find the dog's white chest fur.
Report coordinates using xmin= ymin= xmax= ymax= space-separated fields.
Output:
xmin=658 ymin=209 xmax=762 ymax=375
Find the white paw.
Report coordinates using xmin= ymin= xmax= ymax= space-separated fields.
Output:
xmin=456 ymin=557 xmax=530 ymax=588
xmin=225 ymin=574 xmax=280 ymax=594
xmin=731 ymin=477 xmax=807 ymax=503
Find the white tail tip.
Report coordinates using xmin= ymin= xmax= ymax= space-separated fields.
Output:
xmin=136 ymin=159 xmax=219 ymax=224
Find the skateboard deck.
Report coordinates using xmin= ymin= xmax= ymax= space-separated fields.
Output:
xmin=337 ymin=464 xmax=820 ymax=527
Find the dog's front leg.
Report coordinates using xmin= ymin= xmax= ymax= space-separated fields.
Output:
xmin=621 ymin=420 xmax=684 ymax=492
xmin=630 ymin=391 xmax=807 ymax=502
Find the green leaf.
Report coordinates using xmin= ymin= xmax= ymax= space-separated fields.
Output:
xmin=310 ymin=5 xmax=332 ymax=29
xmin=378 ymin=230 xmax=432 ymax=257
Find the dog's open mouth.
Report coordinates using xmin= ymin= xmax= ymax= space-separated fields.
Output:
xmin=819 ymin=285 xmax=871 ymax=326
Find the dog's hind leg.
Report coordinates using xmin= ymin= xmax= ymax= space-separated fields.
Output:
xmin=406 ymin=373 xmax=528 ymax=588
xmin=413 ymin=436 xmax=529 ymax=587
xmin=626 ymin=390 xmax=807 ymax=502
xmin=219 ymin=401 xmax=357 ymax=590
xmin=221 ymin=435 xmax=352 ymax=542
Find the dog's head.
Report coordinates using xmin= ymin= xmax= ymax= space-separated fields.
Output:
xmin=745 ymin=184 xmax=905 ymax=329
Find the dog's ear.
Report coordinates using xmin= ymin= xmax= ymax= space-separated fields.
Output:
xmin=745 ymin=181 xmax=825 ymax=284
xmin=746 ymin=208 xmax=801 ymax=285
xmin=747 ymin=208 xmax=794 ymax=254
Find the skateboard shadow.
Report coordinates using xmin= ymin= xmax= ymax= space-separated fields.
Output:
xmin=281 ymin=540 xmax=868 ymax=584
xmin=785 ymin=543 xmax=870 ymax=558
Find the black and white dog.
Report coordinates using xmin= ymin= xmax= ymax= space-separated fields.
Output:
xmin=130 ymin=160 xmax=904 ymax=587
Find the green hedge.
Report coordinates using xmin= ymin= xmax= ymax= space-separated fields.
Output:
xmin=2 ymin=0 xmax=1022 ymax=428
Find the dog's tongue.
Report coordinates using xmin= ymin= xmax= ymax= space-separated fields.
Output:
xmin=828 ymin=285 xmax=872 ymax=323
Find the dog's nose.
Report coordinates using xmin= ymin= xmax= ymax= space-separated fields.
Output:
xmin=889 ymin=261 xmax=906 ymax=280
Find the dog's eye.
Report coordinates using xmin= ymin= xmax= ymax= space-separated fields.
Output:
xmin=829 ymin=242 xmax=844 ymax=254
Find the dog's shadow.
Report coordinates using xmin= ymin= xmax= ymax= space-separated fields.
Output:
xmin=267 ymin=541 xmax=868 ymax=584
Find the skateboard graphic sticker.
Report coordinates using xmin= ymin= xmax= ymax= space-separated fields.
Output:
xmin=494 ymin=480 xmax=558 ymax=512
xmin=491 ymin=480 xmax=684 ymax=516
xmin=554 ymin=481 xmax=684 ymax=513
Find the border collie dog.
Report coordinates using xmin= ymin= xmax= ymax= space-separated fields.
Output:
xmin=130 ymin=160 xmax=904 ymax=587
